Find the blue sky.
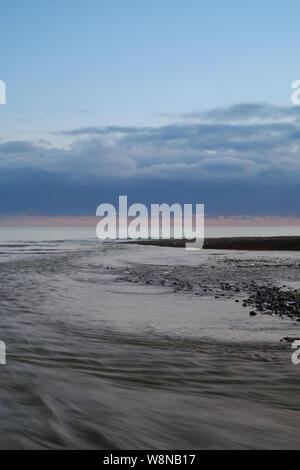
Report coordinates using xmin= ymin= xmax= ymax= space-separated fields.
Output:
xmin=0 ymin=0 xmax=300 ymax=217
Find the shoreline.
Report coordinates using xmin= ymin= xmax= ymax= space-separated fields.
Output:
xmin=116 ymin=245 xmax=300 ymax=330
xmin=124 ymin=236 xmax=300 ymax=251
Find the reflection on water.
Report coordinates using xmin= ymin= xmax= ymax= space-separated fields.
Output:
xmin=0 ymin=234 xmax=300 ymax=449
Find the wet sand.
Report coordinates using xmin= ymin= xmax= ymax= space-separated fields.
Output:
xmin=116 ymin=244 xmax=300 ymax=337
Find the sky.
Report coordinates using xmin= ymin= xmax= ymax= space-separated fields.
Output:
xmin=0 ymin=0 xmax=300 ymax=219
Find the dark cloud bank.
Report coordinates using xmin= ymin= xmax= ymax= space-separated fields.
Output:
xmin=1 ymin=103 xmax=300 ymax=217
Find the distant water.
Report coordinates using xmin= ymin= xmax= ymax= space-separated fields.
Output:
xmin=0 ymin=228 xmax=300 ymax=449
xmin=0 ymin=226 xmax=96 ymax=242
xmin=0 ymin=225 xmax=300 ymax=243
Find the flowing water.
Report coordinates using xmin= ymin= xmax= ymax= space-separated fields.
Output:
xmin=0 ymin=227 xmax=300 ymax=449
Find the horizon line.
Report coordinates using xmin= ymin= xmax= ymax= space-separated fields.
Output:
xmin=0 ymin=215 xmax=300 ymax=227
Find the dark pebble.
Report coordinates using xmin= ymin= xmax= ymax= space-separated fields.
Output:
xmin=249 ymin=311 xmax=257 ymax=316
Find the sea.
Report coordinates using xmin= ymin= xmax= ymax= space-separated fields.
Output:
xmin=0 ymin=225 xmax=300 ymax=449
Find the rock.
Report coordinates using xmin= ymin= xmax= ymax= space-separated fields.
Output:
xmin=249 ymin=311 xmax=257 ymax=316
xmin=281 ymin=337 xmax=300 ymax=343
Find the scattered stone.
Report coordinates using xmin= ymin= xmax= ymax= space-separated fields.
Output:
xmin=280 ymin=337 xmax=300 ymax=343
xmin=249 ymin=311 xmax=257 ymax=316
xmin=116 ymin=255 xmax=300 ymax=329
xmin=245 ymin=286 xmax=300 ymax=320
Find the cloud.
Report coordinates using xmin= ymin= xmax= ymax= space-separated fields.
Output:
xmin=0 ymin=141 xmax=39 ymax=154
xmin=1 ymin=103 xmax=300 ymax=216
xmin=1 ymin=103 xmax=300 ymax=182
xmin=58 ymin=126 xmax=143 ymax=136
xmin=181 ymin=103 xmax=300 ymax=124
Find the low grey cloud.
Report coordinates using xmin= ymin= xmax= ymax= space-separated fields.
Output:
xmin=1 ymin=103 xmax=300 ymax=185
xmin=0 ymin=141 xmax=39 ymax=154
xmin=181 ymin=103 xmax=300 ymax=124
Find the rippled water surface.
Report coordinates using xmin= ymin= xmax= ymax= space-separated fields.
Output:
xmin=0 ymin=228 xmax=300 ymax=449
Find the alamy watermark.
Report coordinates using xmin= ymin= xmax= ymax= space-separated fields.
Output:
xmin=0 ymin=341 xmax=6 ymax=365
xmin=291 ymin=80 xmax=300 ymax=105
xmin=291 ymin=340 xmax=300 ymax=365
xmin=96 ymin=196 xmax=204 ymax=250
xmin=0 ymin=80 xmax=6 ymax=104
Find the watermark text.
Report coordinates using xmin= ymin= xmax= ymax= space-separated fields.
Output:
xmin=291 ymin=80 xmax=300 ymax=105
xmin=0 ymin=80 xmax=6 ymax=104
xmin=0 ymin=341 xmax=6 ymax=365
xmin=96 ymin=196 xmax=204 ymax=250
xmin=292 ymin=340 xmax=300 ymax=365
